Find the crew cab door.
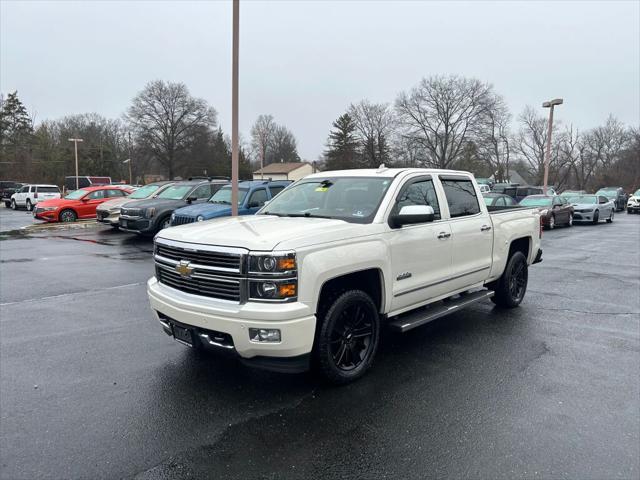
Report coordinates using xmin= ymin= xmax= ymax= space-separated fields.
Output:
xmin=388 ymin=176 xmax=453 ymax=313
xmin=438 ymin=175 xmax=493 ymax=290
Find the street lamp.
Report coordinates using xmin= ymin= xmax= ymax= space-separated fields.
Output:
xmin=123 ymin=158 xmax=132 ymax=185
xmin=230 ymin=0 xmax=240 ymax=216
xmin=542 ymin=98 xmax=563 ymax=195
xmin=67 ymin=138 xmax=84 ymax=191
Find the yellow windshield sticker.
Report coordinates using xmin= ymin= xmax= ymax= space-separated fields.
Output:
xmin=315 ymin=187 xmax=329 ymax=192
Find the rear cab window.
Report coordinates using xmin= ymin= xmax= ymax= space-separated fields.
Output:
xmin=439 ymin=176 xmax=481 ymax=218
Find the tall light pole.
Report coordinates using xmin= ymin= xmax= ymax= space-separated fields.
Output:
xmin=123 ymin=158 xmax=132 ymax=185
xmin=68 ymin=138 xmax=84 ymax=190
xmin=542 ymin=98 xmax=563 ymax=195
xmin=230 ymin=0 xmax=240 ymax=216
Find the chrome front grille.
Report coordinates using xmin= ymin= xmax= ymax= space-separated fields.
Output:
xmin=155 ymin=263 xmax=241 ymax=301
xmin=155 ymin=242 xmax=241 ymax=271
xmin=154 ymin=238 xmax=247 ymax=302
xmin=171 ymin=215 xmax=196 ymax=226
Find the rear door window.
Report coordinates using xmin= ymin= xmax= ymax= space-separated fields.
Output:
xmin=440 ymin=178 xmax=481 ymax=218
xmin=87 ymin=190 xmax=105 ymax=200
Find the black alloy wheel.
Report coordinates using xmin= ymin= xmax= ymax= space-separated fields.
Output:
xmin=491 ymin=251 xmax=528 ymax=308
xmin=592 ymin=210 xmax=599 ymax=225
xmin=314 ymin=290 xmax=380 ymax=384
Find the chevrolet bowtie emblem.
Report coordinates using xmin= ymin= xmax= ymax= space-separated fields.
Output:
xmin=175 ymin=260 xmax=193 ymax=278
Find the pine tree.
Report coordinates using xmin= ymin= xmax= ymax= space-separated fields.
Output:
xmin=0 ymin=91 xmax=34 ymax=178
xmin=325 ymin=113 xmax=359 ymax=170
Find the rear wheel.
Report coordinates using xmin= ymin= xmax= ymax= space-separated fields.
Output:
xmin=3 ymin=201 xmax=10 ymax=208
xmin=313 ymin=290 xmax=380 ymax=384
xmin=548 ymin=215 xmax=555 ymax=230
xmin=592 ymin=210 xmax=599 ymax=225
xmin=491 ymin=251 xmax=528 ymax=308
xmin=25 ymin=199 xmax=33 ymax=211
xmin=59 ymin=209 xmax=77 ymax=222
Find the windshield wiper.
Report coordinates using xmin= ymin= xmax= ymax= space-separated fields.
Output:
xmin=281 ymin=213 xmax=333 ymax=219
xmin=261 ymin=211 xmax=283 ymax=216
xmin=210 ymin=200 xmax=231 ymax=205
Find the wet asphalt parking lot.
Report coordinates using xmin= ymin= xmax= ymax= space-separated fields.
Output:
xmin=0 ymin=205 xmax=639 ymax=480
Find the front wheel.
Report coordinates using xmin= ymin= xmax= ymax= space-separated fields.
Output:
xmin=567 ymin=214 xmax=573 ymax=227
xmin=592 ymin=210 xmax=599 ymax=225
xmin=491 ymin=251 xmax=528 ymax=308
xmin=313 ymin=290 xmax=380 ymax=384
xmin=11 ymin=199 xmax=17 ymax=210
xmin=548 ymin=215 xmax=555 ymax=230
xmin=59 ymin=209 xmax=77 ymax=222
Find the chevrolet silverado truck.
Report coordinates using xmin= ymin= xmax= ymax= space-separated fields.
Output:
xmin=147 ymin=168 xmax=542 ymax=384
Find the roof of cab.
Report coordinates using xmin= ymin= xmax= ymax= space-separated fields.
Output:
xmin=303 ymin=167 xmax=473 ymax=179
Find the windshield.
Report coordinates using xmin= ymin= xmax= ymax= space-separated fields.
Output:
xmin=65 ymin=189 xmax=89 ymax=200
xmin=634 ymin=189 xmax=640 ymax=197
xmin=259 ymin=177 xmax=393 ymax=223
xmin=520 ymin=197 xmax=552 ymax=207
xmin=209 ymin=187 xmax=248 ymax=205
xmin=157 ymin=185 xmax=193 ymax=200
xmin=596 ymin=189 xmax=617 ymax=197
xmin=570 ymin=195 xmax=597 ymax=204
xmin=129 ymin=184 xmax=161 ymax=199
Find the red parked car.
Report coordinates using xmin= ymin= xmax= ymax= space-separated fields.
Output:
xmin=33 ymin=186 xmax=134 ymax=223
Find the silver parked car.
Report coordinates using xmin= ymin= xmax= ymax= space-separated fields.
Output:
xmin=569 ymin=194 xmax=615 ymax=224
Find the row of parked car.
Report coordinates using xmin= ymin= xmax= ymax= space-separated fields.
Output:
xmin=481 ymin=187 xmax=640 ymax=229
xmin=5 ymin=177 xmax=289 ymax=236
xmin=3 ymin=177 xmax=639 ymax=235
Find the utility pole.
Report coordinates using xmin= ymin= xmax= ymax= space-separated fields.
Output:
xmin=123 ymin=159 xmax=132 ymax=185
xmin=68 ymin=138 xmax=83 ymax=190
xmin=231 ymin=0 xmax=240 ymax=216
xmin=541 ymin=98 xmax=563 ymax=195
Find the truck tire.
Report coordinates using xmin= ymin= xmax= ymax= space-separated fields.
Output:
xmin=313 ymin=290 xmax=380 ymax=385
xmin=491 ymin=251 xmax=528 ymax=308
xmin=26 ymin=199 xmax=33 ymax=211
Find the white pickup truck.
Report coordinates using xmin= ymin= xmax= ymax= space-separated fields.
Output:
xmin=148 ymin=168 xmax=542 ymax=383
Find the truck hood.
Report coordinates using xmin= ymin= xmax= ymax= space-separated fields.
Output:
xmin=173 ymin=202 xmax=232 ymax=219
xmin=157 ymin=215 xmax=377 ymax=251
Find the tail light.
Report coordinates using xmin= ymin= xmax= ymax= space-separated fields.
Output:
xmin=34 ymin=192 xmax=38 ymax=199
xmin=539 ymin=215 xmax=543 ymax=238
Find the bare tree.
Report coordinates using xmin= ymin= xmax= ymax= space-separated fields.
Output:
xmin=126 ymin=80 xmax=217 ymax=179
xmin=348 ymin=100 xmax=395 ymax=167
xmin=250 ymin=114 xmax=276 ymax=174
xmin=395 ymin=75 xmax=493 ymax=168
xmin=476 ymin=93 xmax=511 ymax=182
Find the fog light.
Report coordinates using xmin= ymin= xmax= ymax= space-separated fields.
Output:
xmin=249 ymin=328 xmax=281 ymax=342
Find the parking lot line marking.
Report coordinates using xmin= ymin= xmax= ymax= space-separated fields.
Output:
xmin=0 ymin=282 xmax=144 ymax=308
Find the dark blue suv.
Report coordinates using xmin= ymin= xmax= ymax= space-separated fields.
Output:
xmin=170 ymin=180 xmax=291 ymax=226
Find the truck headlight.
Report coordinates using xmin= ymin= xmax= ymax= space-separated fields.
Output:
xmin=249 ymin=280 xmax=297 ymax=301
xmin=196 ymin=215 xmax=204 ymax=222
xmin=249 ymin=252 xmax=296 ymax=273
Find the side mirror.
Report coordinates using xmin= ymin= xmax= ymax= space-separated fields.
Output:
xmin=186 ymin=196 xmax=197 ymax=204
xmin=81 ymin=197 xmax=90 ymax=202
xmin=390 ymin=205 xmax=435 ymax=228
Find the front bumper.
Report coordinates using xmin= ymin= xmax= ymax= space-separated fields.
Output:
xmin=33 ymin=208 xmax=59 ymax=222
xmin=96 ymin=210 xmax=120 ymax=226
xmin=119 ymin=215 xmax=151 ymax=233
xmin=147 ymin=277 xmax=316 ymax=361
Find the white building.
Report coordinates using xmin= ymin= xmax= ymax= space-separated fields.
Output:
xmin=252 ymin=162 xmax=314 ymax=182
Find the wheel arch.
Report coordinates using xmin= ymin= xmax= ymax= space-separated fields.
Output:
xmin=316 ymin=268 xmax=386 ymax=316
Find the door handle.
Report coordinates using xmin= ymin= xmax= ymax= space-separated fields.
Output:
xmin=437 ymin=232 xmax=451 ymax=239
xmin=480 ymin=225 xmax=492 ymax=231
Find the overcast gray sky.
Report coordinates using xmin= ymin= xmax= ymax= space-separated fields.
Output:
xmin=1 ymin=0 xmax=639 ymax=161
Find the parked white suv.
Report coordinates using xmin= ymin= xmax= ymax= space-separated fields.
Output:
xmin=11 ymin=184 xmax=61 ymax=211
xmin=148 ymin=168 xmax=542 ymax=383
